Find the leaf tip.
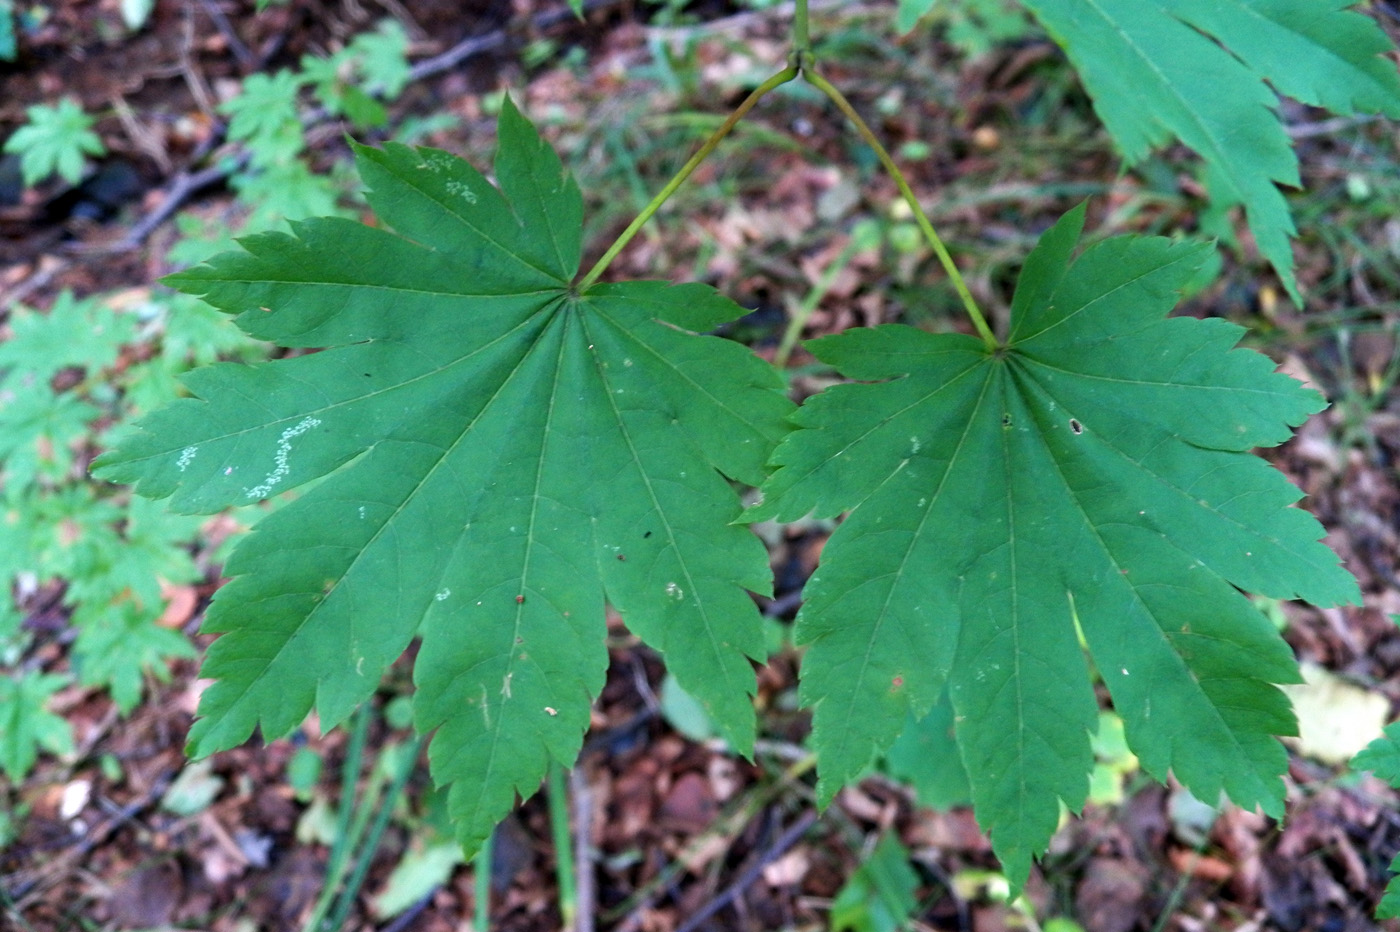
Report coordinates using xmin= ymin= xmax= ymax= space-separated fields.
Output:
xmin=183 ymin=721 xmax=219 ymax=761
xmin=87 ymin=450 xmax=118 ymax=482
xmin=499 ymin=91 xmax=522 ymax=121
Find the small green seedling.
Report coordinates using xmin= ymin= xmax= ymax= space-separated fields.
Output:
xmin=4 ymin=98 xmax=106 ymax=187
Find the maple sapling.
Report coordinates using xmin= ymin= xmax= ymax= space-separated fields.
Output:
xmin=95 ymin=0 xmax=1400 ymax=897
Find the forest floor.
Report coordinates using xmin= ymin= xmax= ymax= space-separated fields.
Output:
xmin=3 ymin=1 xmax=1400 ymax=930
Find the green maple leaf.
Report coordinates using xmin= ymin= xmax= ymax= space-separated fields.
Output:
xmin=0 ymin=291 xmax=138 ymax=389
xmin=884 ymin=693 xmax=970 ymax=810
xmin=1020 ymin=0 xmax=1400 ymax=302
xmin=1379 ymin=862 xmax=1400 ymax=922
xmin=72 ymin=601 xmax=197 ymax=714
xmin=1 ymin=4 xmax=16 ymax=62
xmin=61 ymin=496 xmax=203 ymax=611
xmin=751 ymin=204 xmax=1359 ymax=887
xmin=895 ymin=0 xmax=1032 ymax=54
xmin=221 ymin=70 xmax=305 ymax=165
xmin=897 ymin=0 xmax=936 ymax=32
xmin=0 ymin=387 xmax=99 ymax=489
xmin=345 ymin=19 xmax=411 ymax=99
xmin=830 ymin=832 xmax=920 ymax=932
xmin=1354 ymin=721 xmax=1400 ymax=784
xmin=93 ymin=100 xmax=791 ymax=853
xmin=1357 ymin=720 xmax=1400 ymax=920
xmin=28 ymin=485 xmax=123 ymax=585
xmin=0 ymin=673 xmax=74 ymax=780
xmin=2 ymin=98 xmax=106 ymax=187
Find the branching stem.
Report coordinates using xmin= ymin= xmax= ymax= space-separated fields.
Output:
xmin=580 ymin=6 xmax=993 ymax=352
xmin=803 ymin=68 xmax=998 ymax=350
xmin=577 ymin=65 xmax=799 ymax=291
xmin=792 ymin=0 xmax=811 ymax=70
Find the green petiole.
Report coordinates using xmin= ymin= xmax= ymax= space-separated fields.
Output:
xmin=583 ymin=1 xmax=993 ymax=351
xmin=576 ymin=65 xmax=799 ymax=292
xmin=802 ymin=68 xmax=998 ymax=350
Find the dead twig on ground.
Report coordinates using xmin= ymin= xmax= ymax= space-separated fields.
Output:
xmin=672 ymin=809 xmax=819 ymax=932
xmin=572 ymin=764 xmax=597 ymax=932
xmin=2 ymin=770 xmax=174 ymax=908
xmin=195 ymin=0 xmax=255 ymax=69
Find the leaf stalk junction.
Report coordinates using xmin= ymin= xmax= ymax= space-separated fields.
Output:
xmin=576 ymin=65 xmax=799 ymax=291
xmin=578 ymin=3 xmax=996 ymax=350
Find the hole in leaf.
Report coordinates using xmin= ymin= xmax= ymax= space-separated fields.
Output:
xmin=1069 ymin=418 xmax=1083 ymax=435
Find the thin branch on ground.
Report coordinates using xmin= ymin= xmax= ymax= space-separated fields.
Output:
xmin=196 ymin=0 xmax=255 ymax=69
xmin=671 ymin=810 xmax=819 ymax=932
xmin=2 ymin=770 xmax=175 ymax=906
xmin=572 ymin=765 xmax=597 ymax=932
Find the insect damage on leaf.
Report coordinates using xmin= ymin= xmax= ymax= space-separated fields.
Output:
xmin=751 ymin=202 xmax=1359 ymax=890
xmin=92 ymin=99 xmax=793 ymax=856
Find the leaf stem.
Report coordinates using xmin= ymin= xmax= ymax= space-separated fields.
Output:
xmin=803 ymin=68 xmax=998 ymax=350
xmin=324 ymin=736 xmax=427 ymax=931
xmin=792 ymin=0 xmax=811 ymax=69
xmin=774 ymin=220 xmax=878 ymax=368
xmin=548 ymin=763 xmax=578 ymax=929
xmin=301 ymin=702 xmax=372 ymax=932
xmin=577 ymin=65 xmax=800 ymax=292
xmin=474 ymin=828 xmax=495 ymax=930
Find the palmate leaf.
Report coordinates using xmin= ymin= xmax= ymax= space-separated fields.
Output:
xmin=1021 ymin=0 xmax=1400 ymax=302
xmin=751 ymin=204 xmax=1359 ymax=887
xmin=72 ymin=601 xmax=198 ymax=714
xmin=2 ymin=98 xmax=106 ymax=187
xmin=0 ymin=672 xmax=75 ymax=780
xmin=1353 ymin=721 xmax=1400 ymax=785
xmin=1354 ymin=725 xmax=1400 ymax=917
xmin=93 ymin=100 xmax=791 ymax=853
